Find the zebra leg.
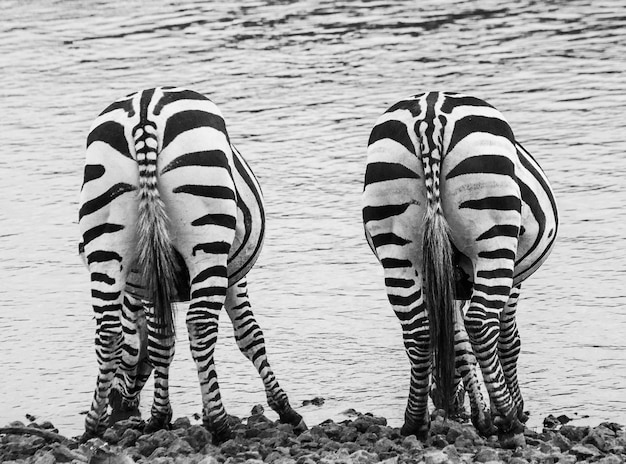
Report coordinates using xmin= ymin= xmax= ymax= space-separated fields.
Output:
xmin=383 ymin=265 xmax=432 ymax=439
xmin=498 ymin=284 xmax=527 ymax=423
xmin=224 ymin=278 xmax=306 ymax=432
xmin=453 ymin=302 xmax=496 ymax=435
xmin=143 ymin=304 xmax=176 ymax=433
xmin=109 ymin=294 xmax=146 ymax=423
xmin=464 ymin=262 xmax=523 ymax=434
xmin=82 ymin=266 xmax=128 ymax=440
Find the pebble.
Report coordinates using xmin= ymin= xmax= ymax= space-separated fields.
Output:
xmin=1 ymin=412 xmax=625 ymax=464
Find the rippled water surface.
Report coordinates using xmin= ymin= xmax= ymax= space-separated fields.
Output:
xmin=1 ymin=0 xmax=625 ymax=436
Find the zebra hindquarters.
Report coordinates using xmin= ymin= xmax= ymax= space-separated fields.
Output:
xmin=79 ymin=148 xmax=140 ymax=439
xmin=363 ymin=138 xmax=433 ymax=439
xmin=158 ymin=142 xmax=238 ymax=441
xmin=441 ymin=139 xmax=523 ymax=433
xmin=224 ymin=277 xmax=307 ymax=432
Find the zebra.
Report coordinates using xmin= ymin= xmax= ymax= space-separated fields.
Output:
xmin=362 ymin=91 xmax=558 ymax=438
xmin=78 ymin=86 xmax=306 ymax=442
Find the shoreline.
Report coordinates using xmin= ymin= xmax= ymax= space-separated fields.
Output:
xmin=2 ymin=408 xmax=625 ymax=463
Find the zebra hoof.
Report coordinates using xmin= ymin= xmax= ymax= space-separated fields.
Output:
xmin=279 ymin=408 xmax=307 ymax=434
xmin=400 ymin=419 xmax=429 ymax=441
xmin=494 ymin=413 xmax=524 ymax=434
xmin=472 ymin=414 xmax=498 ymax=437
xmin=144 ymin=413 xmax=172 ymax=434
xmin=208 ymin=422 xmax=234 ymax=445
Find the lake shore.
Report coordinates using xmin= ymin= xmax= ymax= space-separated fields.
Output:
xmin=1 ymin=408 xmax=625 ymax=464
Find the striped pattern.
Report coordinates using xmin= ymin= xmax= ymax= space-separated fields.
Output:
xmin=79 ymin=87 xmax=304 ymax=441
xmin=362 ymin=92 xmax=558 ymax=437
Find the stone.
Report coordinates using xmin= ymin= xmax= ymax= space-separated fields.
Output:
xmin=198 ymin=455 xmax=219 ymax=464
xmin=402 ymin=434 xmax=423 ymax=451
xmin=597 ymin=454 xmax=625 ymax=464
xmin=559 ymin=425 xmax=589 ymax=442
xmin=474 ymin=447 xmax=499 ymax=463
xmin=507 ymin=458 xmax=529 ymax=464
xmin=569 ymin=443 xmax=601 ymax=460
xmin=33 ymin=451 xmax=56 ymax=464
xmin=423 ymin=450 xmax=449 ymax=464
xmin=172 ymin=417 xmax=191 ymax=430
xmin=184 ymin=425 xmax=212 ymax=451
xmin=118 ymin=428 xmax=142 ymax=448
xmin=167 ymin=438 xmax=194 ymax=456
xmin=349 ymin=449 xmax=379 ymax=464
xmin=550 ymin=433 xmax=572 ymax=452
xmin=499 ymin=433 xmax=526 ymax=449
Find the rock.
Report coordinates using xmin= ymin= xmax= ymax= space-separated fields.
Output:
xmin=597 ymin=454 xmax=624 ymax=464
xmin=474 ymin=447 xmax=499 ymax=463
xmin=167 ymin=438 xmax=194 ymax=456
xmin=543 ymin=414 xmax=560 ymax=431
xmin=499 ymin=432 xmax=526 ymax=449
xmin=423 ymin=450 xmax=449 ymax=464
xmin=569 ymin=443 xmax=602 ymax=460
xmin=172 ymin=417 xmax=191 ymax=430
xmin=550 ymin=433 xmax=572 ymax=452
xmin=197 ymin=456 xmax=219 ymax=464
xmin=373 ymin=437 xmax=399 ymax=455
xmin=507 ymin=458 xmax=529 ymax=464
xmin=559 ymin=425 xmax=589 ymax=442
xmin=429 ymin=434 xmax=449 ymax=449
xmin=349 ymin=449 xmax=378 ymax=464
xmin=339 ymin=426 xmax=358 ymax=443
xmin=302 ymin=397 xmax=325 ymax=407
xmin=184 ymin=425 xmax=212 ymax=451
xmin=402 ymin=434 xmax=423 ymax=451
xmin=33 ymin=451 xmax=56 ymax=464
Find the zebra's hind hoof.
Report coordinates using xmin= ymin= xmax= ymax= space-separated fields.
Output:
xmin=144 ymin=414 xmax=172 ymax=434
xmin=293 ymin=418 xmax=308 ymax=434
xmin=209 ymin=423 xmax=234 ymax=445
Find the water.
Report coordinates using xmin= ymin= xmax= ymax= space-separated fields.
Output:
xmin=1 ymin=0 xmax=625 ymax=437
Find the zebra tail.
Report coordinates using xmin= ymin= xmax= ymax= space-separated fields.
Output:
xmin=422 ymin=208 xmax=456 ymax=416
xmin=134 ymin=122 xmax=178 ymax=337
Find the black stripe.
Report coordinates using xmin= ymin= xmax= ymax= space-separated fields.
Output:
xmin=459 ymin=195 xmax=521 ymax=212
xmin=477 ymin=225 xmax=519 ymax=241
xmin=161 ymin=150 xmax=229 ymax=174
xmin=440 ymin=95 xmax=494 ymax=114
xmin=192 ymin=241 xmax=231 ymax=257
xmin=91 ymin=289 xmax=120 ymax=301
xmin=191 ymin=265 xmax=227 ymax=285
xmin=473 ymin=283 xmax=511 ymax=296
xmin=446 ymin=155 xmax=515 ymax=180
xmin=447 ymin=115 xmax=515 ymax=154
xmin=368 ymin=120 xmax=415 ymax=154
xmin=191 ymin=286 xmax=228 ymax=299
xmin=163 ymin=110 xmax=228 ymax=150
xmin=478 ymin=249 xmax=516 ymax=260
xmin=386 ymin=98 xmax=422 ymax=116
xmin=99 ymin=97 xmax=135 ymax=117
xmin=79 ymin=183 xmax=137 ymax=219
xmin=87 ymin=121 xmax=132 ymax=158
xmin=91 ymin=272 xmax=115 ymax=285
xmin=154 ymin=89 xmax=210 ymax=115
xmin=82 ymin=223 xmax=125 ymax=247
xmin=381 ymin=258 xmax=412 ymax=269
xmin=388 ymin=291 xmax=421 ymax=307
xmin=476 ymin=268 xmax=513 ymax=280
xmin=365 ymin=162 xmax=420 ymax=185
xmin=385 ymin=278 xmax=415 ymax=289
xmin=363 ymin=203 xmax=411 ymax=223
xmin=229 ymin=146 xmax=265 ymax=278
xmin=87 ymin=250 xmax=122 ymax=264
xmin=82 ymin=164 xmax=106 ymax=185
xmin=173 ymin=185 xmax=235 ymax=200
xmin=371 ymin=233 xmax=411 ymax=248
xmin=191 ymin=213 xmax=236 ymax=229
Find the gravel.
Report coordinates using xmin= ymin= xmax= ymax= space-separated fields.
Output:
xmin=1 ymin=408 xmax=625 ymax=463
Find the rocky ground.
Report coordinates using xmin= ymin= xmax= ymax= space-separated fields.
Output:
xmin=1 ymin=408 xmax=625 ymax=464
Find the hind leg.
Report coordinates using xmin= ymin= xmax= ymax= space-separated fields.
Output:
xmin=498 ymin=284 xmax=527 ymax=423
xmin=82 ymin=259 xmax=130 ymax=439
xmin=142 ymin=303 xmax=176 ymax=432
xmin=224 ymin=278 xmax=306 ymax=431
xmin=464 ymin=259 xmax=522 ymax=433
xmin=109 ymin=294 xmax=146 ymax=423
